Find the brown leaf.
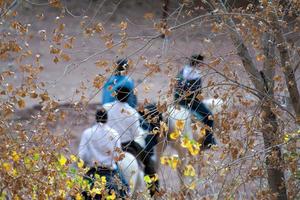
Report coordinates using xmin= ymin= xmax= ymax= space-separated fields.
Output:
xmin=93 ymin=75 xmax=105 ymax=88
xmin=53 ymin=56 xmax=59 ymax=64
xmin=17 ymin=99 xmax=26 ymax=109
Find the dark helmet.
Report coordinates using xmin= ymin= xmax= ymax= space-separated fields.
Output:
xmin=115 ymin=58 xmax=129 ymax=73
xmin=189 ymin=54 xmax=204 ymax=66
xmin=95 ymin=107 xmax=108 ymax=124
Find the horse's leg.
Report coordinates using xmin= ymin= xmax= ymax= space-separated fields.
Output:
xmin=155 ymin=135 xmax=168 ymax=170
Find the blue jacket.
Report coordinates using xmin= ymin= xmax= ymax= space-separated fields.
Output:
xmin=102 ymin=75 xmax=137 ymax=108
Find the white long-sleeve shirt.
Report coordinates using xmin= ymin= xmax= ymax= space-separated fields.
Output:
xmin=78 ymin=123 xmax=121 ymax=169
xmin=103 ymin=102 xmax=142 ymax=143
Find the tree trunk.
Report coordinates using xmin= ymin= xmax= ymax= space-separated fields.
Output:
xmin=212 ymin=1 xmax=288 ymax=198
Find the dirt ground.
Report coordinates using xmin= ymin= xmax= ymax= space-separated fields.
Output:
xmin=2 ymin=0 xmax=299 ymax=199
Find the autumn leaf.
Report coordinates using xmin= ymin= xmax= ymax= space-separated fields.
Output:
xmin=17 ymin=99 xmax=25 ymax=109
xmin=105 ymin=40 xmax=114 ymax=49
xmin=95 ymin=60 xmax=109 ymax=68
xmin=60 ymin=53 xmax=71 ymax=62
xmin=209 ymin=58 xmax=222 ymax=66
xmin=70 ymin=154 xmax=77 ymax=162
xmin=77 ymin=159 xmax=84 ymax=168
xmin=187 ymin=181 xmax=196 ymax=190
xmin=160 ymin=156 xmax=168 ymax=165
xmin=75 ymin=193 xmax=83 ymax=200
xmin=256 ymin=54 xmax=265 ymax=61
xmin=170 ymin=130 xmax=180 ymax=140
xmin=169 ymin=156 xmax=179 ymax=169
xmin=93 ymin=75 xmax=105 ymax=89
xmin=118 ymin=21 xmax=127 ymax=31
xmin=53 ymin=56 xmax=59 ymax=64
xmin=175 ymin=120 xmax=185 ymax=131
xmin=58 ymin=154 xmax=67 ymax=166
xmin=181 ymin=137 xmax=190 ymax=148
xmin=106 ymin=191 xmax=116 ymax=200
xmin=30 ymin=91 xmax=38 ymax=99
xmin=12 ymin=151 xmax=20 ymax=162
xmin=50 ymin=46 xmax=61 ymax=54
xmin=184 ymin=165 xmax=196 ymax=177
xmin=144 ymin=175 xmax=152 ymax=184
xmin=199 ymin=128 xmax=206 ymax=137
xmin=144 ymin=12 xmax=154 ymax=20
xmin=2 ymin=162 xmax=11 ymax=172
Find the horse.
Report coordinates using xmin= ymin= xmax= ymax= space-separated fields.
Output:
xmin=154 ymin=98 xmax=224 ymax=188
xmin=117 ymin=151 xmax=146 ymax=198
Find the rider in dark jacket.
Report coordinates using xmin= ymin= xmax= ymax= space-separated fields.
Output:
xmin=174 ymin=54 xmax=216 ymax=148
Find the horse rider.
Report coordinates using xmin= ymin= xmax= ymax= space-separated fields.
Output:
xmin=102 ymin=58 xmax=137 ymax=108
xmin=78 ymin=107 xmax=128 ymax=199
xmin=174 ymin=54 xmax=217 ymax=148
xmin=103 ymin=87 xmax=159 ymax=197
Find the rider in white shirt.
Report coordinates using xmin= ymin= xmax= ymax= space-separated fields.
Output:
xmin=78 ymin=108 xmax=128 ymax=199
xmin=103 ymin=87 xmax=159 ymax=197
xmin=102 ymin=100 xmax=141 ymax=144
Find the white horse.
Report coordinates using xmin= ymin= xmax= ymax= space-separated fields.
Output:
xmin=117 ymin=152 xmax=145 ymax=198
xmin=116 ymin=128 xmax=150 ymax=197
xmin=156 ymin=98 xmax=224 ymax=187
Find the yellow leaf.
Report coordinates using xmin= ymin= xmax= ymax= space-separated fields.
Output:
xmin=170 ymin=130 xmax=180 ymax=140
xmin=2 ymin=162 xmax=11 ymax=172
xmin=12 ymin=151 xmax=20 ymax=162
xmin=187 ymin=143 xmax=200 ymax=156
xmin=106 ymin=191 xmax=116 ymax=200
xmin=101 ymin=176 xmax=106 ymax=185
xmin=144 ymin=175 xmax=151 ymax=184
xmin=59 ymin=154 xmax=67 ymax=166
xmin=188 ymin=181 xmax=196 ymax=190
xmin=75 ymin=193 xmax=83 ymax=200
xmin=160 ymin=156 xmax=168 ymax=165
xmin=169 ymin=156 xmax=179 ymax=170
xmin=181 ymin=137 xmax=190 ymax=148
xmin=70 ymin=154 xmax=77 ymax=162
xmin=184 ymin=165 xmax=196 ymax=177
xmin=90 ymin=188 xmax=102 ymax=196
xmin=77 ymin=159 xmax=84 ymax=168
xmin=284 ymin=134 xmax=289 ymax=142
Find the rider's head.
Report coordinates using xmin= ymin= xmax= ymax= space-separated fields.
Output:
xmin=95 ymin=107 xmax=108 ymax=124
xmin=116 ymin=87 xmax=130 ymax=103
xmin=114 ymin=58 xmax=129 ymax=75
xmin=189 ymin=54 xmax=204 ymax=67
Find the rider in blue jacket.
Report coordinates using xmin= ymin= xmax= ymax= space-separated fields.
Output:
xmin=102 ymin=58 xmax=137 ymax=108
xmin=174 ymin=54 xmax=216 ymax=148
